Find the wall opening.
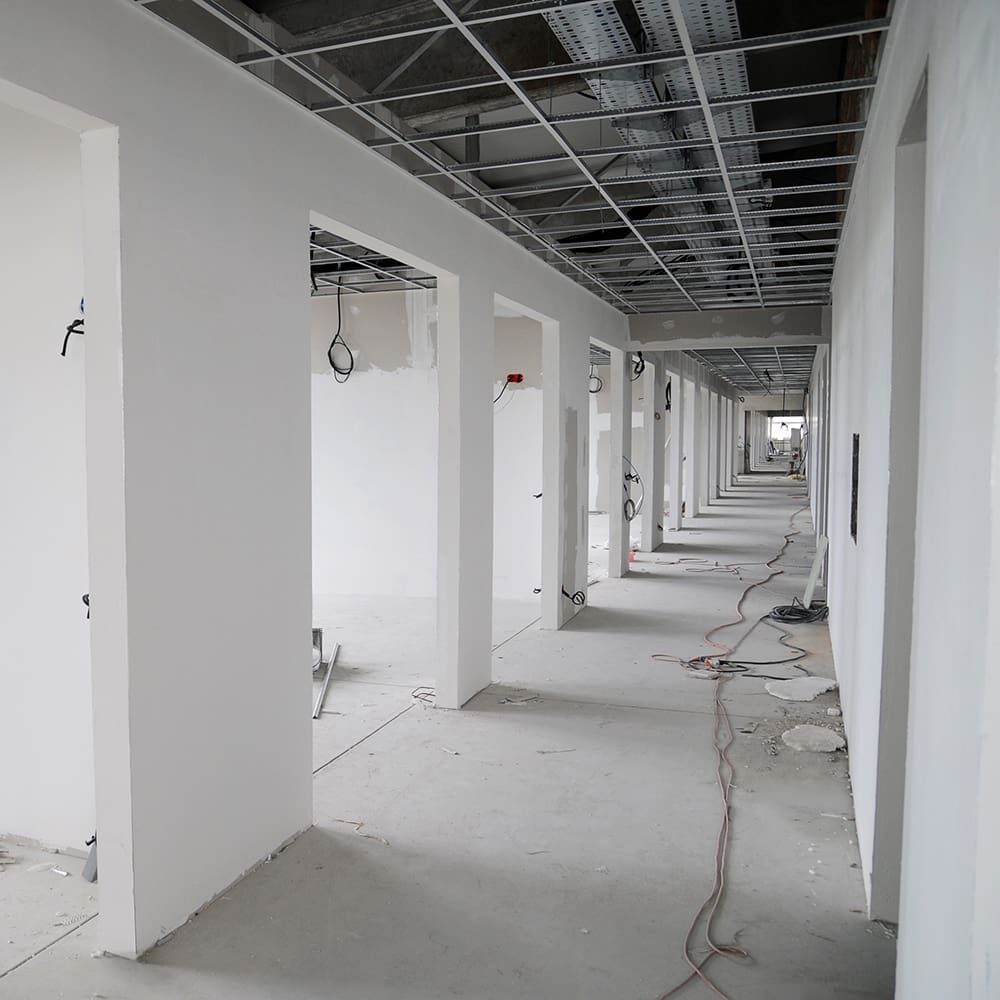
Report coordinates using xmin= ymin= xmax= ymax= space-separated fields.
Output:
xmin=308 ymin=222 xmax=440 ymax=760
xmin=0 ymin=99 xmax=101 ymax=964
xmin=492 ymin=305 xmax=544 ymax=645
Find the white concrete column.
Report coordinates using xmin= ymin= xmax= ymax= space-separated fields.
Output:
xmin=436 ymin=273 xmax=494 ymax=709
xmin=725 ymin=397 xmax=734 ymax=487
xmin=608 ymin=348 xmax=631 ymax=576
xmin=713 ymin=393 xmax=723 ymax=496
xmin=541 ymin=319 xmax=588 ymax=629
xmin=667 ymin=363 xmax=685 ymax=531
xmin=640 ymin=354 xmax=666 ymax=551
xmin=683 ymin=373 xmax=695 ymax=517
xmin=709 ymin=391 xmax=721 ymax=501
xmin=690 ymin=368 xmax=704 ymax=515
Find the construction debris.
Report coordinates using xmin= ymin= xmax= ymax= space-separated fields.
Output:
xmin=782 ymin=725 xmax=846 ymax=752
xmin=765 ymin=676 xmax=838 ymax=701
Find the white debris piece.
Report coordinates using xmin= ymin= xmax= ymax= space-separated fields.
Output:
xmin=765 ymin=676 xmax=838 ymax=702
xmin=782 ymin=725 xmax=846 ymax=752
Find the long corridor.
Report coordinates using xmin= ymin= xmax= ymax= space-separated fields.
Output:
xmin=0 ymin=478 xmax=895 ymax=1000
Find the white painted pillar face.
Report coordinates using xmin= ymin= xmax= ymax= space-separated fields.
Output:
xmin=436 ymin=274 xmax=494 ymax=709
xmin=667 ymin=368 xmax=685 ymax=531
xmin=541 ymin=322 xmax=588 ymax=629
xmin=725 ymin=398 xmax=734 ymax=487
xmin=714 ymin=395 xmax=724 ymax=495
xmin=710 ymin=392 xmax=721 ymax=500
xmin=683 ymin=376 xmax=695 ymax=515
xmin=608 ymin=349 xmax=631 ymax=577
xmin=705 ymin=390 xmax=715 ymax=504
xmin=690 ymin=370 xmax=704 ymax=516
xmin=640 ymin=357 xmax=666 ymax=552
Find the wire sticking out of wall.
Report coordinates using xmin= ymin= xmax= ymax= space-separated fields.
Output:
xmin=61 ymin=299 xmax=85 ymax=357
xmin=561 ymin=586 xmax=586 ymax=606
xmin=494 ymin=373 xmax=524 ymax=406
xmin=623 ymin=456 xmax=643 ymax=522
xmin=326 ymin=284 xmax=354 ymax=383
xmin=629 ymin=351 xmax=646 ymax=382
xmin=589 ymin=363 xmax=603 ymax=394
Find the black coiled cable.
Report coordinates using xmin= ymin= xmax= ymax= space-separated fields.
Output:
xmin=327 ymin=284 xmax=354 ymax=383
xmin=768 ymin=597 xmax=829 ymax=624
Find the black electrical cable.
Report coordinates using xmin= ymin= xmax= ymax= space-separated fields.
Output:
xmin=768 ymin=597 xmax=829 ymax=624
xmin=665 ymin=380 xmax=672 ymax=411
xmin=61 ymin=318 xmax=84 ymax=357
xmin=493 ymin=381 xmax=511 ymax=405
xmin=326 ymin=284 xmax=354 ymax=383
xmin=562 ymin=587 xmax=586 ymax=606
xmin=589 ymin=363 xmax=603 ymax=394
xmin=623 ymin=456 xmax=643 ymax=522
xmin=629 ymin=351 xmax=646 ymax=382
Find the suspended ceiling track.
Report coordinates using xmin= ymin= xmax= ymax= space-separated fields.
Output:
xmin=135 ymin=1 xmax=890 ymax=315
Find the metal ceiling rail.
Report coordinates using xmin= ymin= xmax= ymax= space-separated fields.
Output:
xmin=588 ymin=250 xmax=837 ymax=269
xmin=665 ymin=0 xmax=761 ymax=306
xmin=311 ymin=242 xmax=435 ymax=292
xmin=322 ymin=17 xmax=889 ymax=111
xmin=236 ymin=0 xmax=602 ymax=65
xmin=427 ymin=0 xmax=701 ymax=310
xmin=414 ymin=121 xmax=868 ymax=178
xmin=518 ymin=205 xmax=847 ymax=238
xmin=565 ymin=238 xmax=839 ymax=261
xmin=505 ymin=181 xmax=851 ymax=217
xmin=174 ymin=0 xmax=636 ymax=312
xmin=366 ymin=78 xmax=877 ymax=147
xmin=449 ymin=154 xmax=857 ymax=202
xmin=580 ymin=246 xmax=838 ymax=266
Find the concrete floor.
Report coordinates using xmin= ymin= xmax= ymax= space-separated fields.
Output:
xmin=0 ymin=476 xmax=895 ymax=999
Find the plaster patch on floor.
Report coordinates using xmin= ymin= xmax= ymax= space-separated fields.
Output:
xmin=765 ymin=676 xmax=838 ymax=701
xmin=782 ymin=725 xmax=846 ymax=752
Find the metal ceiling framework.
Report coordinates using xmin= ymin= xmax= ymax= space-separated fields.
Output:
xmin=135 ymin=0 xmax=889 ymax=319
xmin=310 ymin=226 xmax=437 ymax=295
xmin=687 ymin=345 xmax=817 ymax=394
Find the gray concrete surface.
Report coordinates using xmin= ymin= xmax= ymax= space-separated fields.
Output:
xmin=0 ymin=476 xmax=894 ymax=999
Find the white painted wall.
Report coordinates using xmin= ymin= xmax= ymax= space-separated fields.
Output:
xmin=311 ymin=290 xmax=438 ymax=598
xmin=493 ymin=317 xmax=543 ymax=601
xmin=826 ymin=0 xmax=1000 ymax=994
xmin=0 ymin=0 xmax=625 ymax=955
xmin=0 ymin=104 xmax=93 ymax=850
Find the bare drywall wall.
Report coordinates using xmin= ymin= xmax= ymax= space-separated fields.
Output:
xmin=0 ymin=0 xmax=626 ymax=956
xmin=827 ymin=0 xmax=1000 ymax=994
xmin=493 ymin=317 xmax=543 ymax=601
xmin=0 ymin=104 xmax=93 ymax=850
xmin=311 ymin=290 xmax=438 ymax=598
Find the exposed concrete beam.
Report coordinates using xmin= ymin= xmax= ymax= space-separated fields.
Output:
xmin=628 ymin=304 xmax=830 ymax=351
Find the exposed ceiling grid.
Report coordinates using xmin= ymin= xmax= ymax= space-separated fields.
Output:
xmin=135 ymin=0 xmax=890 ymax=320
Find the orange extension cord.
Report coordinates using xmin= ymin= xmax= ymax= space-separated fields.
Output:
xmin=653 ymin=503 xmax=810 ymax=1000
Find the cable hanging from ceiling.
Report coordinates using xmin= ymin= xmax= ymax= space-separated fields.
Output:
xmin=326 ymin=283 xmax=354 ymax=384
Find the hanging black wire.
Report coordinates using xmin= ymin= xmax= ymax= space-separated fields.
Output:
xmin=629 ymin=351 xmax=646 ymax=382
xmin=623 ymin=456 xmax=644 ymax=522
xmin=589 ymin=363 xmax=603 ymax=394
xmin=326 ymin=283 xmax=354 ymax=383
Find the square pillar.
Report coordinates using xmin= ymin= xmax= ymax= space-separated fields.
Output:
xmin=712 ymin=392 xmax=723 ymax=499
xmin=640 ymin=354 xmax=666 ymax=552
xmin=690 ymin=367 xmax=704 ymax=516
xmin=667 ymin=363 xmax=685 ymax=531
xmin=436 ymin=273 xmax=494 ymax=709
xmin=683 ymin=373 xmax=695 ymax=517
xmin=608 ymin=347 xmax=631 ymax=577
xmin=541 ymin=320 xmax=588 ymax=629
